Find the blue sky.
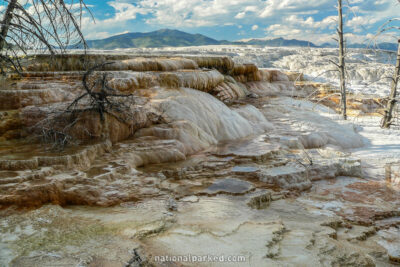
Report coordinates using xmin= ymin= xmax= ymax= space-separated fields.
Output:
xmin=78 ymin=0 xmax=399 ymax=44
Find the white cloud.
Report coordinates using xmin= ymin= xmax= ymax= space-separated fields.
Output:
xmin=141 ymin=0 xmax=254 ymax=27
xmin=259 ymin=0 xmax=332 ymax=18
xmin=346 ymin=16 xmax=377 ymax=33
xmin=106 ymin=2 xmax=148 ymax=22
xmin=285 ymin=15 xmax=336 ymax=29
xmin=266 ymin=24 xmax=302 ymax=36
xmin=91 ymin=0 xmax=336 ymax=28
xmin=244 ymin=6 xmax=258 ymax=12
xmin=78 ymin=0 xmax=399 ymax=44
xmin=235 ymin=12 xmax=246 ymax=19
xmin=234 ymin=5 xmax=258 ymax=19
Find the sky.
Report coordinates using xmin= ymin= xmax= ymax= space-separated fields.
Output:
xmin=1 ymin=0 xmax=399 ymax=45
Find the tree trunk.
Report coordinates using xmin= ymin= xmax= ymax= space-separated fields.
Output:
xmin=0 ymin=0 xmax=18 ymax=53
xmin=338 ymin=0 xmax=347 ymax=120
xmin=381 ymin=39 xmax=400 ymax=128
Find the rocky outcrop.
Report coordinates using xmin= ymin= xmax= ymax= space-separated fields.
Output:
xmin=0 ymin=141 xmax=111 ymax=171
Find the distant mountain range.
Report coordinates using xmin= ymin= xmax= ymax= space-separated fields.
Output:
xmin=237 ymin=37 xmax=317 ymax=47
xmin=84 ymin=29 xmax=398 ymax=51
xmin=85 ymin=29 xmax=224 ymax=49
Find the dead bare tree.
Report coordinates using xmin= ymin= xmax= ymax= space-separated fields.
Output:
xmin=338 ymin=0 xmax=347 ymax=120
xmin=327 ymin=0 xmax=348 ymax=119
xmin=381 ymin=40 xmax=400 ymax=128
xmin=378 ymin=17 xmax=400 ymax=128
xmin=35 ymin=62 xmax=139 ymax=149
xmin=66 ymin=62 xmax=135 ymax=123
xmin=0 ymin=0 xmax=92 ymax=74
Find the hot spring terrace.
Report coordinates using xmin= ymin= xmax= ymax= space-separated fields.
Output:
xmin=0 ymin=53 xmax=400 ymax=266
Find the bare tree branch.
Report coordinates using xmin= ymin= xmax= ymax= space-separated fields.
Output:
xmin=0 ymin=0 xmax=92 ymax=73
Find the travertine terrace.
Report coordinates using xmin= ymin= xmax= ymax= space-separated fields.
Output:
xmin=1 ymin=51 xmax=400 ymax=266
